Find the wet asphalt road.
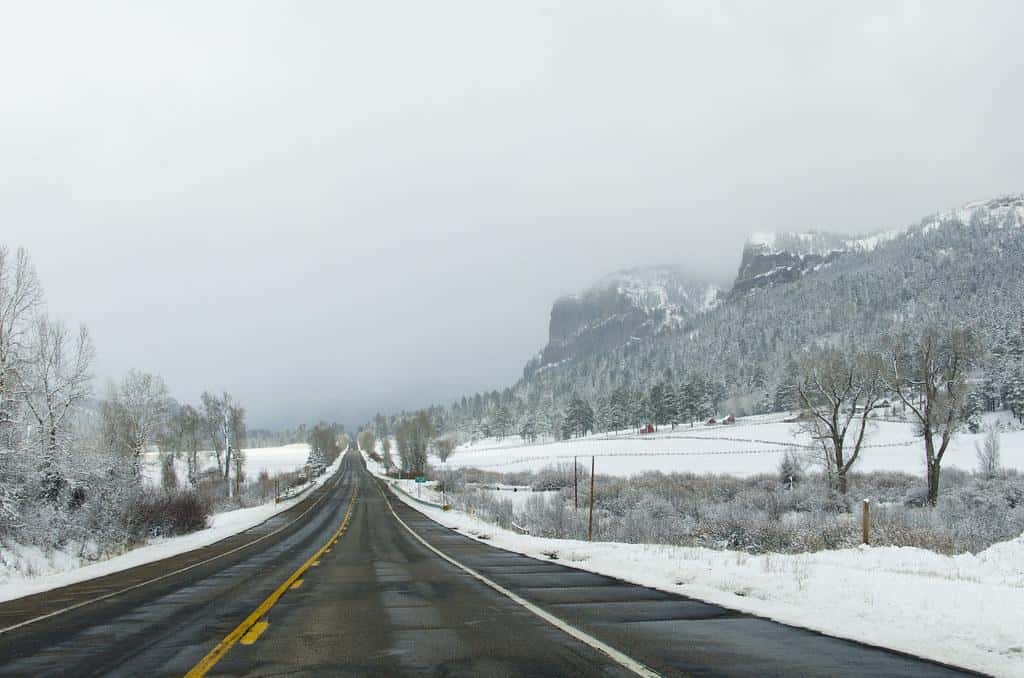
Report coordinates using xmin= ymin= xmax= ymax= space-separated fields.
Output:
xmin=0 ymin=451 xmax=975 ymax=677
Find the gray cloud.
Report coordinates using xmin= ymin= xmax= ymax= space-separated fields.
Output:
xmin=3 ymin=1 xmax=1022 ymax=428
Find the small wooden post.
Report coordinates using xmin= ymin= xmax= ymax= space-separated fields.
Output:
xmin=587 ymin=456 xmax=595 ymax=541
xmin=862 ymin=499 xmax=870 ymax=545
xmin=573 ymin=457 xmax=578 ymax=511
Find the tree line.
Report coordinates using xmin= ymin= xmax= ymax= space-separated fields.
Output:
xmin=0 ymin=245 xmax=255 ymax=556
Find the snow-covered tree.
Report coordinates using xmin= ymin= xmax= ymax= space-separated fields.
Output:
xmin=21 ymin=318 xmax=95 ymax=501
xmin=99 ymin=370 xmax=171 ymax=474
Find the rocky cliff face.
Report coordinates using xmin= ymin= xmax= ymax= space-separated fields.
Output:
xmin=731 ymin=242 xmax=844 ymax=298
xmin=524 ymin=267 xmax=718 ymax=378
xmin=729 ymin=230 xmax=898 ymax=298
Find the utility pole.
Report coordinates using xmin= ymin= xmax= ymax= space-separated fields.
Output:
xmin=587 ymin=456 xmax=595 ymax=541
xmin=573 ymin=456 xmax=578 ymax=510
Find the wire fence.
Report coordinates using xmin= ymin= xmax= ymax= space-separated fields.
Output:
xmin=453 ymin=437 xmax=922 ymax=470
xmin=452 ymin=413 xmax=918 ymax=457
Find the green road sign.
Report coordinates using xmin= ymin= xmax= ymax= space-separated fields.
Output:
xmin=415 ymin=476 xmax=428 ymax=483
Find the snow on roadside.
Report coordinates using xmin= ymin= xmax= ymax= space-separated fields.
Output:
xmin=368 ymin=454 xmax=1024 ymax=677
xmin=0 ymin=450 xmax=347 ymax=605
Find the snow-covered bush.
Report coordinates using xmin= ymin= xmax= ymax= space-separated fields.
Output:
xmin=126 ymin=489 xmax=211 ymax=542
xmin=440 ymin=464 xmax=1024 ymax=555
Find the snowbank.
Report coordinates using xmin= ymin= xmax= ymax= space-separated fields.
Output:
xmin=0 ymin=450 xmax=346 ymax=604
xmin=379 ymin=456 xmax=1024 ymax=677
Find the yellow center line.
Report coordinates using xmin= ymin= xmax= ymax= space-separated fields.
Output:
xmin=184 ymin=486 xmax=359 ymax=677
xmin=239 ymin=621 xmax=269 ymax=646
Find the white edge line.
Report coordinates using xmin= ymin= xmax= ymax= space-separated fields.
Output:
xmin=376 ymin=479 xmax=662 ymax=678
xmin=0 ymin=457 xmax=352 ymax=636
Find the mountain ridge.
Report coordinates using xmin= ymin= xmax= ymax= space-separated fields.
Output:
xmin=525 ymin=193 xmax=1024 ymax=381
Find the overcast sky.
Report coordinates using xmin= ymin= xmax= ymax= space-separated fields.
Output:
xmin=2 ymin=2 xmax=1022 ymax=429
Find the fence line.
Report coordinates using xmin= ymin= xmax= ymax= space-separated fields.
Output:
xmin=451 ymin=417 xmax=916 ymax=457
xmin=457 ymin=438 xmax=921 ymax=470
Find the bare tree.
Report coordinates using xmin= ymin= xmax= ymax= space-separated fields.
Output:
xmin=797 ymin=348 xmax=886 ymax=495
xmin=394 ymin=411 xmax=434 ymax=476
xmin=380 ymin=436 xmax=393 ymax=472
xmin=170 ymin=403 xmax=203 ymax=486
xmin=227 ymin=398 xmax=246 ymax=497
xmin=975 ymin=427 xmax=1001 ymax=480
xmin=20 ymin=318 xmax=94 ymax=500
xmin=0 ymin=247 xmax=43 ymax=523
xmin=100 ymin=370 xmax=171 ymax=476
xmin=200 ymin=391 xmax=226 ymax=475
xmin=357 ymin=429 xmax=376 ymax=455
xmin=434 ymin=437 xmax=456 ymax=464
xmin=122 ymin=370 xmax=172 ymax=460
xmin=433 ymin=436 xmax=457 ymax=505
xmin=0 ymin=246 xmax=43 ymax=446
xmin=888 ymin=326 xmax=983 ymax=505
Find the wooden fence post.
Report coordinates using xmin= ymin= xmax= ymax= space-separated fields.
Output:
xmin=862 ymin=499 xmax=870 ymax=545
xmin=574 ymin=457 xmax=578 ymax=511
xmin=587 ymin=456 xmax=595 ymax=541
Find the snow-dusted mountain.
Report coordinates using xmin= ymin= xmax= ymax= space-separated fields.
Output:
xmin=523 ymin=193 xmax=1024 ymax=386
xmin=732 ymin=194 xmax=1024 ymax=298
xmin=731 ymin=229 xmax=903 ymax=298
xmin=523 ymin=266 xmax=719 ymax=378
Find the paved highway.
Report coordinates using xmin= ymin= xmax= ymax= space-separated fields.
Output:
xmin=0 ymin=451 xmax=974 ymax=677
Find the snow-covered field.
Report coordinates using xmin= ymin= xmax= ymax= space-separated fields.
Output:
xmin=0 ymin=450 xmax=345 ymax=604
xmin=444 ymin=413 xmax=1024 ymax=477
xmin=370 ymin=452 xmax=1024 ymax=678
xmin=382 ymin=471 xmax=556 ymax=511
xmin=140 ymin=443 xmax=311 ymax=486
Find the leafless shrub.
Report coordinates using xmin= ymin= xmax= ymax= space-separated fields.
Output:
xmin=444 ymin=464 xmax=1024 ymax=555
xmin=976 ymin=428 xmax=1002 ymax=479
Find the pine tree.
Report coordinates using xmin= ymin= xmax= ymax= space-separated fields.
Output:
xmin=519 ymin=414 xmax=538 ymax=443
xmin=773 ymin=358 xmax=800 ymax=413
xmin=663 ymin=382 xmax=680 ymax=428
xmin=962 ymin=389 xmax=983 ymax=433
xmin=1007 ymin=364 xmax=1024 ymax=424
xmin=649 ymin=382 xmax=667 ymax=429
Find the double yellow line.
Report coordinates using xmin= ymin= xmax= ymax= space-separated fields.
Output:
xmin=185 ymin=486 xmax=359 ymax=677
